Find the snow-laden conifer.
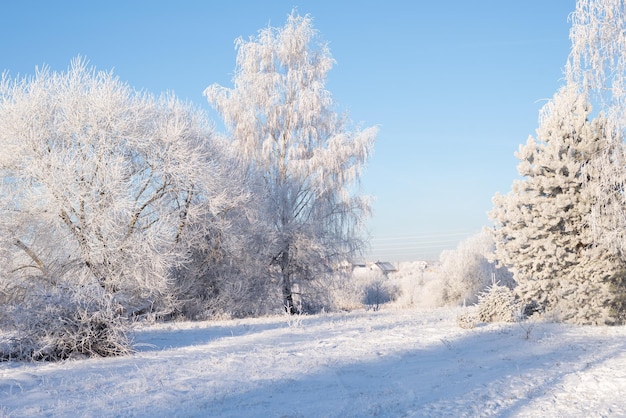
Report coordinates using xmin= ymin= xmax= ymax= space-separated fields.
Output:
xmin=476 ymin=282 xmax=516 ymax=324
xmin=490 ymin=86 xmax=626 ymax=324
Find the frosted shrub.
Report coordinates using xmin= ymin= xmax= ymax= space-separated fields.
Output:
xmin=476 ymin=282 xmax=516 ymax=323
xmin=438 ymin=231 xmax=513 ymax=306
xmin=363 ymin=279 xmax=398 ymax=311
xmin=328 ymin=272 xmax=368 ymax=311
xmin=0 ymin=286 xmax=131 ymax=361
xmin=456 ymin=308 xmax=479 ymax=329
xmin=330 ymin=269 xmax=398 ymax=311
xmin=283 ymin=302 xmax=306 ymax=328
xmin=387 ymin=261 xmax=430 ymax=308
xmin=175 ymin=254 xmax=280 ymax=320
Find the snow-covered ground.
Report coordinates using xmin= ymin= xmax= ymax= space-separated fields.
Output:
xmin=1 ymin=307 xmax=625 ymax=417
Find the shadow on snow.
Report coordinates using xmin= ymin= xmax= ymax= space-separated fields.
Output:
xmin=133 ymin=317 xmax=625 ymax=417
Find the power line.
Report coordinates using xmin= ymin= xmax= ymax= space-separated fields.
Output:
xmin=368 ymin=232 xmax=477 ymax=249
xmin=363 ymin=230 xmax=480 ymax=261
xmin=370 ymin=240 xmax=469 ymax=249
xmin=369 ymin=231 xmax=477 ymax=242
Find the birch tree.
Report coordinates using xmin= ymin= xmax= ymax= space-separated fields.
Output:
xmin=205 ymin=12 xmax=377 ymax=313
xmin=566 ymin=0 xmax=626 ymax=261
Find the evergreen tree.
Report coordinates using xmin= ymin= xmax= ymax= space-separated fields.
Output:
xmin=490 ymin=86 xmax=626 ymax=324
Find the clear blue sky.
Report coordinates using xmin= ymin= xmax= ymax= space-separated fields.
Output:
xmin=0 ymin=1 xmax=575 ymax=261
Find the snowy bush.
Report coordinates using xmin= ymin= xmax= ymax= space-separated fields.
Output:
xmin=174 ymin=228 xmax=280 ymax=320
xmin=456 ymin=308 xmax=479 ymax=329
xmin=386 ymin=261 xmax=430 ymax=308
xmin=476 ymin=282 xmax=516 ymax=323
xmin=330 ymin=268 xmax=398 ymax=311
xmin=363 ymin=279 xmax=398 ymax=311
xmin=456 ymin=283 xmax=516 ymax=328
xmin=438 ymin=231 xmax=513 ymax=306
xmin=0 ymin=286 xmax=131 ymax=361
xmin=326 ymin=272 xmax=368 ymax=311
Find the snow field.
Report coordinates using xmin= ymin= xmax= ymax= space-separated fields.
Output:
xmin=1 ymin=307 xmax=625 ymax=417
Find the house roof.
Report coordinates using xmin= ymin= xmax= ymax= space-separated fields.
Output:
xmin=372 ymin=261 xmax=397 ymax=273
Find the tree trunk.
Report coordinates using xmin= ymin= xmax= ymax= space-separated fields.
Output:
xmin=280 ymin=248 xmax=296 ymax=314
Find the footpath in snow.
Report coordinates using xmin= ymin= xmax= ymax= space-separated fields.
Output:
xmin=1 ymin=307 xmax=625 ymax=417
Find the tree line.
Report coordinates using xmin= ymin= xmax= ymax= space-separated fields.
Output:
xmin=4 ymin=0 xmax=626 ymax=361
xmin=0 ymin=12 xmax=376 ymax=360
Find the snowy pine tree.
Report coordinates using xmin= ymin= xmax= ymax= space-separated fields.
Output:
xmin=490 ymin=86 xmax=626 ymax=325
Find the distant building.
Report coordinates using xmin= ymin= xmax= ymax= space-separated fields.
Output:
xmin=370 ymin=261 xmax=397 ymax=277
xmin=335 ymin=259 xmax=365 ymax=273
xmin=340 ymin=260 xmax=398 ymax=278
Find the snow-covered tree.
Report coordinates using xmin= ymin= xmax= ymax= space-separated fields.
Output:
xmin=567 ymin=0 xmax=626 ymax=106
xmin=566 ymin=0 xmax=626 ymax=266
xmin=175 ymin=182 xmax=280 ymax=319
xmin=438 ymin=230 xmax=513 ymax=306
xmin=0 ymin=58 xmax=241 ymax=320
xmin=490 ymin=86 xmax=626 ymax=324
xmin=205 ymin=12 xmax=377 ymax=313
